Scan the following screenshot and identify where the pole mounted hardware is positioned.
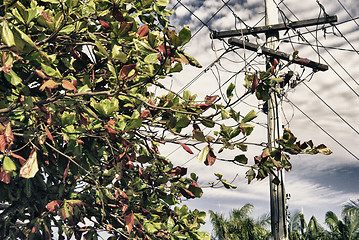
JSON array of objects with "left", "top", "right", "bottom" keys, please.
[
  {"left": 228, "top": 38, "right": 329, "bottom": 71},
  {"left": 210, "top": 15, "right": 337, "bottom": 39}
]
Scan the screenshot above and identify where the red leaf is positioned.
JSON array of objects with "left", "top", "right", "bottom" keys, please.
[
  {"left": 80, "top": 113, "right": 90, "bottom": 126},
  {"left": 47, "top": 112, "right": 53, "bottom": 126},
  {"left": 204, "top": 149, "right": 216, "bottom": 166},
  {"left": 9, "top": 151, "right": 26, "bottom": 165},
  {"left": 115, "top": 189, "right": 129, "bottom": 200},
  {"left": 112, "top": 6, "right": 125, "bottom": 22},
  {"left": 120, "top": 64, "right": 137, "bottom": 81},
  {"left": 35, "top": 69, "right": 49, "bottom": 79},
  {"left": 0, "top": 135, "right": 6, "bottom": 153},
  {"left": 46, "top": 200, "right": 62, "bottom": 213},
  {"left": 191, "top": 181, "right": 200, "bottom": 189},
  {"left": 39, "top": 80, "right": 61, "bottom": 91},
  {"left": 45, "top": 126, "right": 54, "bottom": 143},
  {"left": 104, "top": 125, "right": 118, "bottom": 135},
  {"left": 62, "top": 80, "right": 76, "bottom": 92},
  {"left": 77, "top": 139, "right": 84, "bottom": 145},
  {"left": 177, "top": 141, "right": 193, "bottom": 154},
  {"left": 122, "top": 204, "right": 128, "bottom": 214},
  {"left": 69, "top": 46, "right": 81, "bottom": 61},
  {"left": 168, "top": 166, "right": 187, "bottom": 176},
  {"left": 273, "top": 58, "right": 279, "bottom": 68},
  {"left": 179, "top": 187, "right": 196, "bottom": 199},
  {"left": 20, "top": 149, "right": 39, "bottom": 178},
  {"left": 158, "top": 45, "right": 172, "bottom": 56},
  {"left": 4, "top": 123, "right": 14, "bottom": 145},
  {"left": 140, "top": 110, "right": 150, "bottom": 119},
  {"left": 0, "top": 167, "right": 11, "bottom": 184},
  {"left": 251, "top": 74, "right": 259, "bottom": 94},
  {"left": 2, "top": 52, "right": 12, "bottom": 73},
  {"left": 204, "top": 95, "right": 218, "bottom": 105},
  {"left": 137, "top": 24, "right": 149, "bottom": 38},
  {"left": 99, "top": 19, "right": 111, "bottom": 29},
  {"left": 41, "top": 11, "right": 52, "bottom": 22},
  {"left": 62, "top": 160, "right": 70, "bottom": 184},
  {"left": 125, "top": 213, "right": 134, "bottom": 234}
]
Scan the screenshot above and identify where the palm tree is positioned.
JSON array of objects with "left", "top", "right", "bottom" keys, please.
[
  {"left": 325, "top": 200, "right": 359, "bottom": 240},
  {"left": 288, "top": 210, "right": 305, "bottom": 240},
  {"left": 288, "top": 210, "right": 328, "bottom": 240},
  {"left": 209, "top": 203, "right": 270, "bottom": 240}
]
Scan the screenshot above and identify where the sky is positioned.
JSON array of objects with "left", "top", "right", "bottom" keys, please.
[{"left": 158, "top": 0, "right": 359, "bottom": 234}]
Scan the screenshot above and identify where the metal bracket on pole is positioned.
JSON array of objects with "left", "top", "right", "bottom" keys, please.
[
  {"left": 211, "top": 15, "right": 337, "bottom": 39},
  {"left": 228, "top": 38, "right": 328, "bottom": 71}
]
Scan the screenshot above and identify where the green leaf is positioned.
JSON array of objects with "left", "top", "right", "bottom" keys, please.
[
  {"left": 14, "top": 26, "right": 36, "bottom": 48},
  {"left": 226, "top": 83, "right": 235, "bottom": 99},
  {"left": 236, "top": 143, "right": 248, "bottom": 152},
  {"left": 156, "top": 0, "right": 169, "bottom": 7},
  {"left": 241, "top": 110, "right": 257, "bottom": 123},
  {"left": 183, "top": 52, "right": 202, "bottom": 68},
  {"left": 183, "top": 90, "right": 191, "bottom": 100},
  {"left": 167, "top": 217, "right": 175, "bottom": 231},
  {"left": 193, "top": 129, "right": 206, "bottom": 142},
  {"left": 4, "top": 70, "right": 22, "bottom": 86},
  {"left": 112, "top": 45, "right": 128, "bottom": 63},
  {"left": 167, "top": 30, "right": 182, "bottom": 47},
  {"left": 95, "top": 41, "right": 109, "bottom": 57},
  {"left": 179, "top": 25, "right": 191, "bottom": 45},
  {"left": 168, "top": 62, "right": 183, "bottom": 73},
  {"left": 173, "top": 233, "right": 187, "bottom": 239},
  {"left": 61, "top": 112, "right": 76, "bottom": 126},
  {"left": 197, "top": 146, "right": 209, "bottom": 162},
  {"left": 245, "top": 169, "right": 256, "bottom": 184},
  {"left": 176, "top": 116, "right": 190, "bottom": 128},
  {"left": 41, "top": 63, "right": 63, "bottom": 79},
  {"left": 221, "top": 179, "right": 237, "bottom": 189},
  {"left": 255, "top": 84, "right": 270, "bottom": 101},
  {"left": 214, "top": 173, "right": 222, "bottom": 179},
  {"left": 144, "top": 222, "right": 157, "bottom": 234},
  {"left": 230, "top": 108, "right": 239, "bottom": 122},
  {"left": 234, "top": 154, "right": 248, "bottom": 164},
  {"left": 59, "top": 25, "right": 75, "bottom": 35},
  {"left": 200, "top": 119, "right": 215, "bottom": 128},
  {"left": 220, "top": 109, "right": 230, "bottom": 119},
  {"left": 2, "top": 21, "right": 15, "bottom": 47},
  {"left": 3, "top": 156, "right": 17, "bottom": 172},
  {"left": 144, "top": 53, "right": 158, "bottom": 63}
]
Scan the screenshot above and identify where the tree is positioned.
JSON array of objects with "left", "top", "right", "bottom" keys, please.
[
  {"left": 325, "top": 202, "right": 359, "bottom": 240},
  {"left": 209, "top": 204, "right": 270, "bottom": 240},
  {"left": 288, "top": 211, "right": 330, "bottom": 240},
  {"left": 0, "top": 0, "right": 332, "bottom": 239}
]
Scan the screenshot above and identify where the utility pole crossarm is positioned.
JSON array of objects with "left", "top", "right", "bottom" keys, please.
[
  {"left": 228, "top": 38, "right": 329, "bottom": 71},
  {"left": 211, "top": 15, "right": 337, "bottom": 39}
]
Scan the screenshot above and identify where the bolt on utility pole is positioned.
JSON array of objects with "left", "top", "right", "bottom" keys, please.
[{"left": 265, "top": 0, "right": 288, "bottom": 239}]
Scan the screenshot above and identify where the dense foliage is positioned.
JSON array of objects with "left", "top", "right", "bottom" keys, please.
[{"left": 0, "top": 0, "right": 333, "bottom": 239}]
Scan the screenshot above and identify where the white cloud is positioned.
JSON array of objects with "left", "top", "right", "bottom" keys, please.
[{"left": 167, "top": 0, "right": 359, "bottom": 231}]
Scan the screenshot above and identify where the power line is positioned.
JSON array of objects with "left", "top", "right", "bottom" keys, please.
[
  {"left": 277, "top": 1, "right": 359, "bottom": 93},
  {"left": 302, "top": 81, "right": 359, "bottom": 135},
  {"left": 284, "top": 96, "right": 359, "bottom": 161},
  {"left": 281, "top": 40, "right": 359, "bottom": 53},
  {"left": 336, "top": 0, "right": 359, "bottom": 28},
  {"left": 316, "top": 0, "right": 359, "bottom": 56}
]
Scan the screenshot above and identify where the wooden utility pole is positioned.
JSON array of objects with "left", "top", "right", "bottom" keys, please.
[
  {"left": 210, "top": 2, "right": 334, "bottom": 240},
  {"left": 264, "top": 0, "right": 288, "bottom": 239}
]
